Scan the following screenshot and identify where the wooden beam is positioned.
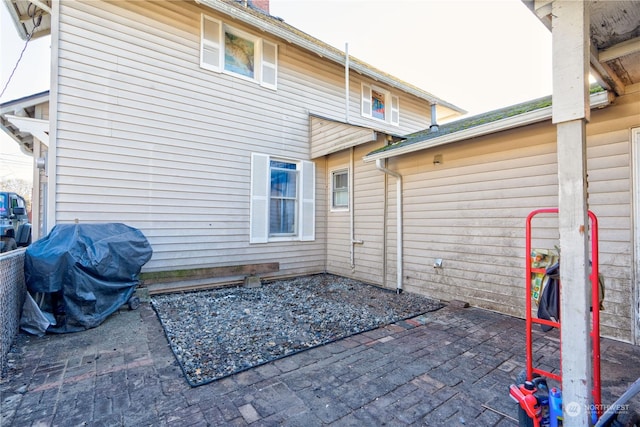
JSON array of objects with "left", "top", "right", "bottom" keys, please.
[
  {"left": 599, "top": 37, "right": 640, "bottom": 63},
  {"left": 590, "top": 45, "right": 626, "bottom": 96},
  {"left": 552, "top": 2, "right": 592, "bottom": 426},
  {"left": 552, "top": 1, "right": 590, "bottom": 124},
  {"left": 140, "top": 262, "right": 280, "bottom": 285}
]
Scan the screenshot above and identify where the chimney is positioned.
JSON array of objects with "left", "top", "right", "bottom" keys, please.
[{"left": 249, "top": 0, "right": 270, "bottom": 14}]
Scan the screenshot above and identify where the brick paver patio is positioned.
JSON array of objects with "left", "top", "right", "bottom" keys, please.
[{"left": 2, "top": 302, "right": 639, "bottom": 426}]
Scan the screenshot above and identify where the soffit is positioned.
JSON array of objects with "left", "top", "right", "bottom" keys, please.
[
  {"left": 524, "top": 0, "right": 640, "bottom": 95},
  {"left": 3, "top": 0, "right": 51, "bottom": 40}
]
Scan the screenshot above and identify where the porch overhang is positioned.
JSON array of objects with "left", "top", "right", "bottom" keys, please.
[
  {"left": 310, "top": 115, "right": 380, "bottom": 159},
  {"left": 2, "top": 0, "right": 51, "bottom": 40},
  {"left": 0, "top": 90, "right": 49, "bottom": 156},
  {"left": 522, "top": 0, "right": 640, "bottom": 96}
]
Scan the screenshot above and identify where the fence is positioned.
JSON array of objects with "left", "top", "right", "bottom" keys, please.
[{"left": 0, "top": 248, "right": 26, "bottom": 374}]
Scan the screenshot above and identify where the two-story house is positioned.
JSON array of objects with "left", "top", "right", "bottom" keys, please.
[
  {"left": 1, "top": 0, "right": 463, "bottom": 290},
  {"left": 2, "top": 0, "right": 638, "bottom": 347}
]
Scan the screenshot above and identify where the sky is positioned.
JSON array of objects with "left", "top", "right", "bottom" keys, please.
[{"left": 0, "top": 0, "right": 553, "bottom": 183}]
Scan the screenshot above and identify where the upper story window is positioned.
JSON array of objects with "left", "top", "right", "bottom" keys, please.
[
  {"left": 201, "top": 14, "right": 277, "bottom": 89},
  {"left": 361, "top": 83, "right": 399, "bottom": 126},
  {"left": 331, "top": 169, "right": 349, "bottom": 210}
]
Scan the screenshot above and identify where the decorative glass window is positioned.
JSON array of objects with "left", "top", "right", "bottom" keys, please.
[
  {"left": 201, "top": 15, "right": 277, "bottom": 89},
  {"left": 250, "top": 154, "right": 315, "bottom": 243},
  {"left": 372, "top": 89, "right": 386, "bottom": 120},
  {"left": 362, "top": 83, "right": 399, "bottom": 125},
  {"left": 224, "top": 32, "right": 255, "bottom": 78},
  {"left": 332, "top": 169, "right": 349, "bottom": 210}
]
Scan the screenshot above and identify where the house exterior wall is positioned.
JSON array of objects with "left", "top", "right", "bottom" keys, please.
[
  {"left": 365, "top": 91, "right": 639, "bottom": 343},
  {"left": 51, "top": 0, "right": 434, "bottom": 280},
  {"left": 325, "top": 138, "right": 387, "bottom": 285}
]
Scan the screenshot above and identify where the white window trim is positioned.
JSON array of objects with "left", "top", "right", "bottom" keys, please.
[
  {"left": 330, "top": 168, "right": 349, "bottom": 212},
  {"left": 250, "top": 153, "right": 315, "bottom": 243},
  {"left": 361, "top": 83, "right": 399, "bottom": 126},
  {"left": 200, "top": 14, "right": 277, "bottom": 90}
]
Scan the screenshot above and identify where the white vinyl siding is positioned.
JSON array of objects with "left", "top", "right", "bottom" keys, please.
[
  {"left": 325, "top": 142, "right": 386, "bottom": 285},
  {"left": 52, "top": 0, "right": 431, "bottom": 285},
  {"left": 54, "top": 0, "right": 328, "bottom": 276},
  {"left": 386, "top": 96, "right": 639, "bottom": 343},
  {"left": 323, "top": 95, "right": 640, "bottom": 343}
]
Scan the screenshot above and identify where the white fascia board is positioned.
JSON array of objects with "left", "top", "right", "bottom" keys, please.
[
  {"left": 363, "top": 91, "right": 611, "bottom": 163},
  {"left": 194, "top": 0, "right": 464, "bottom": 113}
]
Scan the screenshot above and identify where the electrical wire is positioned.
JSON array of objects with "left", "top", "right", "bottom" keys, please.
[{"left": 0, "top": 5, "right": 45, "bottom": 99}]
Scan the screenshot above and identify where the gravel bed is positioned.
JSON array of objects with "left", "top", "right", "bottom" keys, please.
[{"left": 151, "top": 274, "right": 443, "bottom": 386}]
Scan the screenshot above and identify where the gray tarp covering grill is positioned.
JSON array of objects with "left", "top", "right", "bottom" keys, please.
[{"left": 24, "top": 223, "right": 152, "bottom": 333}]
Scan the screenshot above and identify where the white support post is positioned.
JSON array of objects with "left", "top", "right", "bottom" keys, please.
[{"left": 551, "top": 1, "right": 592, "bottom": 426}]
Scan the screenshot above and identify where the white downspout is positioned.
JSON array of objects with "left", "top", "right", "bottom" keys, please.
[
  {"left": 46, "top": 0, "right": 60, "bottom": 235},
  {"left": 375, "top": 159, "right": 403, "bottom": 293},
  {"left": 350, "top": 147, "right": 363, "bottom": 269}
]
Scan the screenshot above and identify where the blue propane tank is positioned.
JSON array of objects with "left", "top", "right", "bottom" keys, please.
[{"left": 549, "top": 387, "right": 562, "bottom": 427}]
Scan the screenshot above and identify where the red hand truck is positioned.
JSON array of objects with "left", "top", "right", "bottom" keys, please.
[{"left": 524, "top": 208, "right": 602, "bottom": 418}]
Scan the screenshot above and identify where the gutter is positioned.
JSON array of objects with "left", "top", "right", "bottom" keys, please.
[
  {"left": 375, "top": 159, "right": 403, "bottom": 294},
  {"left": 364, "top": 90, "right": 612, "bottom": 163}
]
